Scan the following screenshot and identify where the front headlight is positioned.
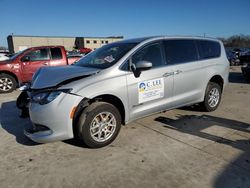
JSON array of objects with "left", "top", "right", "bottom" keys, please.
[{"left": 31, "top": 89, "right": 71, "bottom": 105}]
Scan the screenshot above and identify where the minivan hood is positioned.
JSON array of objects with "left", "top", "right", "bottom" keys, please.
[{"left": 31, "top": 65, "right": 100, "bottom": 89}]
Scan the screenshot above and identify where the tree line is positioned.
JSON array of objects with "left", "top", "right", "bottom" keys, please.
[{"left": 218, "top": 34, "right": 250, "bottom": 48}]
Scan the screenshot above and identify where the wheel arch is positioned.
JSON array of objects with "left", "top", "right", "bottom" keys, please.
[
  {"left": 0, "top": 71, "right": 19, "bottom": 85},
  {"left": 72, "top": 94, "right": 126, "bottom": 138},
  {"left": 208, "top": 74, "right": 224, "bottom": 93},
  {"left": 91, "top": 94, "right": 126, "bottom": 124}
]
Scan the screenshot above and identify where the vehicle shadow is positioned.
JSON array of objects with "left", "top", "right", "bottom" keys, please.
[
  {"left": 63, "top": 139, "right": 89, "bottom": 148},
  {"left": 154, "top": 115, "right": 250, "bottom": 187},
  {"left": 0, "top": 100, "right": 38, "bottom": 146},
  {"left": 178, "top": 104, "right": 203, "bottom": 112}
]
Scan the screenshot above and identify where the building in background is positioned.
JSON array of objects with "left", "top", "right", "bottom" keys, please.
[{"left": 7, "top": 35, "right": 123, "bottom": 53}]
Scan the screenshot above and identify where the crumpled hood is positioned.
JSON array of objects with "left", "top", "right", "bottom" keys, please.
[{"left": 31, "top": 65, "right": 100, "bottom": 89}]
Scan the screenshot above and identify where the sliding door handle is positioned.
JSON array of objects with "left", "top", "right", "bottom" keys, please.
[
  {"left": 163, "top": 72, "right": 174, "bottom": 77},
  {"left": 174, "top": 70, "right": 182, "bottom": 75}
]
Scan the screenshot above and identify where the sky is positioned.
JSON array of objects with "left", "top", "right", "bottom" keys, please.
[{"left": 0, "top": 0, "right": 250, "bottom": 47}]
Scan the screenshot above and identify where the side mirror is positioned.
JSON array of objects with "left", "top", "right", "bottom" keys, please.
[
  {"left": 130, "top": 60, "right": 152, "bottom": 78},
  {"left": 135, "top": 60, "right": 152, "bottom": 71},
  {"left": 21, "top": 56, "right": 30, "bottom": 62}
]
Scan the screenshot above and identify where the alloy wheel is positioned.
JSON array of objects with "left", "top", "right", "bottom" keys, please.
[
  {"left": 90, "top": 112, "right": 117, "bottom": 142},
  {"left": 0, "top": 77, "right": 13, "bottom": 92},
  {"left": 208, "top": 88, "right": 220, "bottom": 108}
]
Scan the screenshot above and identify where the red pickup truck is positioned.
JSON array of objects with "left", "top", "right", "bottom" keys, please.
[{"left": 0, "top": 46, "right": 81, "bottom": 93}]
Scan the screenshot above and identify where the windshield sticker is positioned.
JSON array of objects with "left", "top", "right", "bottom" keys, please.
[
  {"left": 104, "top": 55, "right": 115, "bottom": 63},
  {"left": 138, "top": 78, "right": 164, "bottom": 103}
]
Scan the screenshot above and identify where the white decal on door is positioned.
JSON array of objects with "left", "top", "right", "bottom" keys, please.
[{"left": 138, "top": 78, "right": 164, "bottom": 103}]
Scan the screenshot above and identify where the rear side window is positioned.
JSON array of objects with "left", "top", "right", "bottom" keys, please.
[
  {"left": 197, "top": 40, "right": 221, "bottom": 59},
  {"left": 50, "top": 48, "right": 63, "bottom": 60},
  {"left": 164, "top": 40, "right": 198, "bottom": 64}
]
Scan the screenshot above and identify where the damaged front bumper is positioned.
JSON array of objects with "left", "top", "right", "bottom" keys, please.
[
  {"left": 24, "top": 124, "right": 53, "bottom": 143},
  {"left": 25, "top": 91, "right": 83, "bottom": 143},
  {"left": 17, "top": 84, "right": 83, "bottom": 143}
]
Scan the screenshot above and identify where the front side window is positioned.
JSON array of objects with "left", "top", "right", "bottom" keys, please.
[
  {"left": 25, "top": 48, "right": 49, "bottom": 61},
  {"left": 50, "top": 48, "right": 62, "bottom": 60},
  {"left": 74, "top": 42, "right": 138, "bottom": 69},
  {"left": 132, "top": 43, "right": 164, "bottom": 68},
  {"left": 164, "top": 40, "right": 198, "bottom": 64}
]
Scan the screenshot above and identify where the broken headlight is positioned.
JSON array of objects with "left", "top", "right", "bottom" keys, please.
[{"left": 31, "top": 89, "right": 72, "bottom": 105}]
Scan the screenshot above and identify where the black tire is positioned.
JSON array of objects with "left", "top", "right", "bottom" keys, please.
[
  {"left": 201, "top": 82, "right": 222, "bottom": 112},
  {"left": 0, "top": 73, "right": 17, "bottom": 93},
  {"left": 77, "top": 102, "right": 121, "bottom": 148}
]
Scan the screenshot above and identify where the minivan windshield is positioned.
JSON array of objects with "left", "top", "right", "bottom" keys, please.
[{"left": 74, "top": 42, "right": 137, "bottom": 69}]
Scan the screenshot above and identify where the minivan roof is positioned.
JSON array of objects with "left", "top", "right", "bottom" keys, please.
[
  {"left": 118, "top": 37, "right": 154, "bottom": 44},
  {"left": 117, "top": 36, "right": 220, "bottom": 44}
]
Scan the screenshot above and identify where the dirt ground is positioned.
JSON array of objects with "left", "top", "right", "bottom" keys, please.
[{"left": 0, "top": 66, "right": 249, "bottom": 188}]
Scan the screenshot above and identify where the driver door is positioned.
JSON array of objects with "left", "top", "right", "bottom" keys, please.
[{"left": 126, "top": 42, "right": 174, "bottom": 121}]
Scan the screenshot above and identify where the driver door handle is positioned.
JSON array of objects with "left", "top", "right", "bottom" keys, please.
[{"left": 43, "top": 62, "right": 49, "bottom": 66}]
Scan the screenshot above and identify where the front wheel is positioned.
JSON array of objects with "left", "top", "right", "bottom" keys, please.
[
  {"left": 0, "top": 73, "right": 17, "bottom": 93},
  {"left": 77, "top": 102, "right": 121, "bottom": 148},
  {"left": 201, "top": 82, "right": 222, "bottom": 112}
]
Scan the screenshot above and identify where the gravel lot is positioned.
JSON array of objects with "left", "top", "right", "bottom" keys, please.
[{"left": 0, "top": 67, "right": 249, "bottom": 188}]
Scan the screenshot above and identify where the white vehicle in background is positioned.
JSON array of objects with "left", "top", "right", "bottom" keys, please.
[{"left": 0, "top": 53, "right": 9, "bottom": 61}]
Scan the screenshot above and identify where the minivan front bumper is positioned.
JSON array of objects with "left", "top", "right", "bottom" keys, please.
[{"left": 25, "top": 92, "right": 82, "bottom": 143}]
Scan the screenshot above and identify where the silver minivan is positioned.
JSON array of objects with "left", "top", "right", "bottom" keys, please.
[{"left": 19, "top": 36, "right": 229, "bottom": 148}]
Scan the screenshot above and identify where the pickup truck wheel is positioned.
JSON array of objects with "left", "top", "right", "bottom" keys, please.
[
  {"left": 0, "top": 73, "right": 17, "bottom": 93},
  {"left": 201, "top": 82, "right": 222, "bottom": 112},
  {"left": 77, "top": 102, "right": 121, "bottom": 148}
]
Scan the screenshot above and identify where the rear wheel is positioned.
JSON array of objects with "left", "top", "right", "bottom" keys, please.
[
  {"left": 201, "top": 82, "right": 222, "bottom": 112},
  {"left": 77, "top": 102, "right": 121, "bottom": 148},
  {"left": 0, "top": 73, "right": 17, "bottom": 93}
]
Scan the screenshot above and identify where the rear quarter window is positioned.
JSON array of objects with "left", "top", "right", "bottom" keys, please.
[
  {"left": 50, "top": 48, "right": 63, "bottom": 60},
  {"left": 197, "top": 40, "right": 221, "bottom": 59}
]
